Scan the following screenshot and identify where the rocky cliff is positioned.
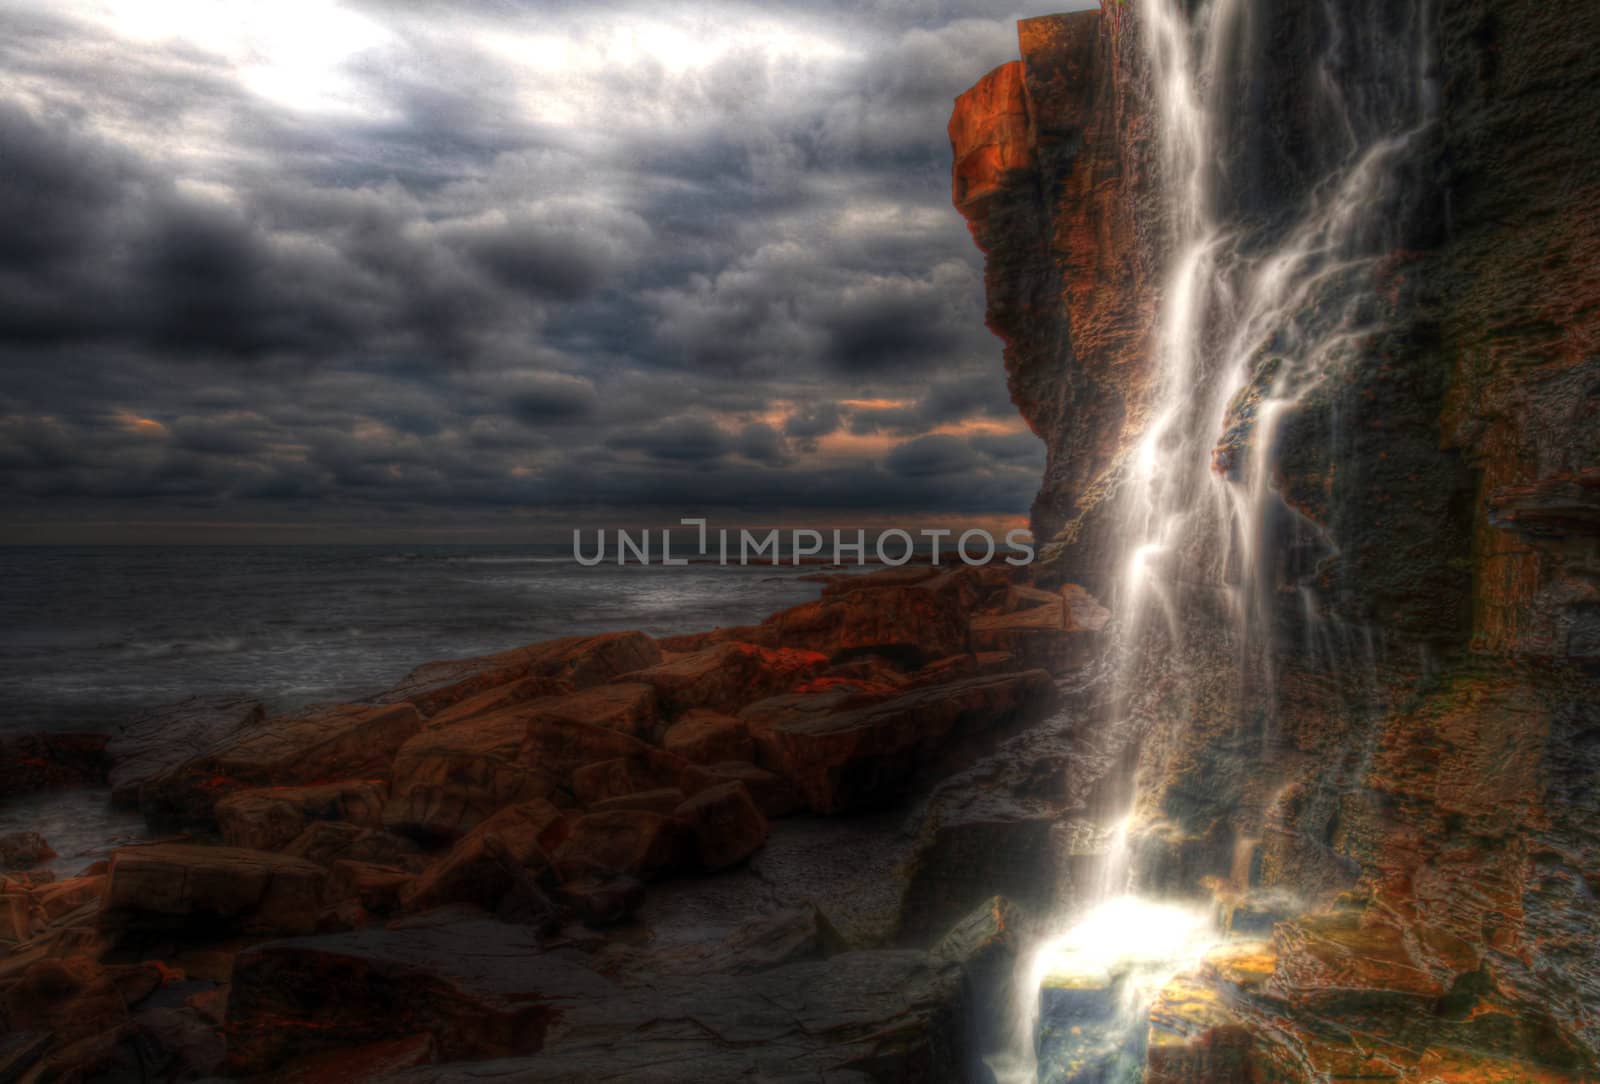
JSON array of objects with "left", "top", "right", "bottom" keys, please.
[{"left": 953, "top": 1, "right": 1600, "bottom": 1079}]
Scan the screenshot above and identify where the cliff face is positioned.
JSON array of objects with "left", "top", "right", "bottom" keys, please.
[
  {"left": 950, "top": 11, "right": 1159, "bottom": 568},
  {"left": 955, "top": 0, "right": 1600, "bottom": 1077}
]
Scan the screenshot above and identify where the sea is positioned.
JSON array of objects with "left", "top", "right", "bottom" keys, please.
[{"left": 0, "top": 544, "right": 833, "bottom": 872}]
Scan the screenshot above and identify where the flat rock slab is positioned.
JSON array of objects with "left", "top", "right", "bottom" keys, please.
[
  {"left": 105, "top": 695, "right": 265, "bottom": 805},
  {"left": 742, "top": 670, "right": 1057, "bottom": 813},
  {"left": 228, "top": 917, "right": 966, "bottom": 1082},
  {"left": 104, "top": 844, "right": 327, "bottom": 936},
  {"left": 373, "top": 632, "right": 662, "bottom": 717}
]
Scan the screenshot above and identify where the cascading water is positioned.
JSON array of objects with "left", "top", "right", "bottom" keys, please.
[{"left": 991, "top": 0, "right": 1437, "bottom": 1079}]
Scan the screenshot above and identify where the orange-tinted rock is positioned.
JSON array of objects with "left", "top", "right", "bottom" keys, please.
[
  {"left": 142, "top": 702, "right": 422, "bottom": 827},
  {"left": 951, "top": 11, "right": 1157, "bottom": 545},
  {"left": 524, "top": 682, "right": 659, "bottom": 738},
  {"left": 106, "top": 695, "right": 264, "bottom": 806},
  {"left": 590, "top": 788, "right": 686, "bottom": 815},
  {"left": 626, "top": 642, "right": 829, "bottom": 715},
  {"left": 570, "top": 751, "right": 713, "bottom": 807},
  {"left": 328, "top": 860, "right": 413, "bottom": 914},
  {"left": 282, "top": 821, "right": 420, "bottom": 869},
  {"left": 215, "top": 780, "right": 387, "bottom": 852},
  {"left": 673, "top": 782, "right": 768, "bottom": 871},
  {"left": 742, "top": 670, "right": 1056, "bottom": 813},
  {"left": 553, "top": 810, "right": 680, "bottom": 881},
  {"left": 223, "top": 920, "right": 605, "bottom": 1073},
  {"left": 662, "top": 709, "right": 754, "bottom": 764},
  {"left": 373, "top": 631, "right": 661, "bottom": 716},
  {"left": 382, "top": 712, "right": 541, "bottom": 839},
  {"left": 950, "top": 60, "right": 1033, "bottom": 216},
  {"left": 761, "top": 588, "right": 968, "bottom": 665},
  {"left": 421, "top": 675, "right": 572, "bottom": 732},
  {"left": 102, "top": 844, "right": 327, "bottom": 935},
  {"left": 404, "top": 799, "right": 565, "bottom": 912}
]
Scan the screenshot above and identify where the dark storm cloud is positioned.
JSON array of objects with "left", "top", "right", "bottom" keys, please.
[{"left": 0, "top": 0, "right": 1089, "bottom": 537}]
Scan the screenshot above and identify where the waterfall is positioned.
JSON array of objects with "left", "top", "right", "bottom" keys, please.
[{"left": 994, "top": 0, "right": 1437, "bottom": 1079}]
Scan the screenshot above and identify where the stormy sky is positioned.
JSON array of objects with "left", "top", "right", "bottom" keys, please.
[{"left": 0, "top": 0, "right": 1087, "bottom": 542}]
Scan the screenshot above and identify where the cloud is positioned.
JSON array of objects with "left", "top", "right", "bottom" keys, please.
[{"left": 0, "top": 0, "right": 1052, "bottom": 537}]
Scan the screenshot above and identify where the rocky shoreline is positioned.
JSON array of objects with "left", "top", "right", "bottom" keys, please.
[{"left": 0, "top": 562, "right": 1112, "bottom": 1082}]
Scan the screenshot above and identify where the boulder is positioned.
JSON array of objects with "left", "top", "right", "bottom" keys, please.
[
  {"left": 105, "top": 695, "right": 265, "bottom": 805},
  {"left": 403, "top": 800, "right": 566, "bottom": 913},
  {"left": 570, "top": 750, "right": 713, "bottom": 807},
  {"left": 742, "top": 670, "right": 1056, "bottom": 813},
  {"left": 421, "top": 675, "right": 572, "bottom": 732},
  {"left": 387, "top": 710, "right": 675, "bottom": 839},
  {"left": 0, "top": 831, "right": 56, "bottom": 871},
  {"left": 523, "top": 682, "right": 659, "bottom": 738},
  {"left": 673, "top": 783, "right": 768, "bottom": 871},
  {"left": 383, "top": 713, "right": 542, "bottom": 839},
  {"left": 590, "top": 788, "right": 686, "bottom": 815},
  {"left": 283, "top": 821, "right": 421, "bottom": 869},
  {"left": 102, "top": 844, "right": 327, "bottom": 935},
  {"left": 661, "top": 709, "right": 754, "bottom": 764},
  {"left": 328, "top": 861, "right": 413, "bottom": 914},
  {"left": 760, "top": 586, "right": 969, "bottom": 664},
  {"left": 141, "top": 702, "right": 422, "bottom": 827},
  {"left": 224, "top": 920, "right": 615, "bottom": 1073},
  {"left": 702, "top": 761, "right": 800, "bottom": 818},
  {"left": 215, "top": 780, "right": 387, "bottom": 852},
  {"left": 553, "top": 811, "right": 680, "bottom": 881},
  {"left": 372, "top": 632, "right": 662, "bottom": 717},
  {"left": 625, "top": 642, "right": 829, "bottom": 715}
]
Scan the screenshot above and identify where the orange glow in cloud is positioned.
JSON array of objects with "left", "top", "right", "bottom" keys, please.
[
  {"left": 840, "top": 397, "right": 914, "bottom": 410},
  {"left": 113, "top": 410, "right": 168, "bottom": 436}
]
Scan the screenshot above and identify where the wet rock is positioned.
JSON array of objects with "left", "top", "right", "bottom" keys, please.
[
  {"left": 673, "top": 782, "right": 768, "bottom": 871},
  {"left": 372, "top": 631, "right": 662, "bottom": 717},
  {"left": 661, "top": 709, "right": 754, "bottom": 764},
  {"left": 106, "top": 695, "right": 265, "bottom": 805},
  {"left": 1144, "top": 974, "right": 1259, "bottom": 1084},
  {"left": 934, "top": 895, "right": 1034, "bottom": 1068},
  {"left": 102, "top": 843, "right": 327, "bottom": 935},
  {"left": 626, "top": 642, "right": 829, "bottom": 715},
  {"left": 215, "top": 780, "right": 387, "bottom": 851},
  {"left": 0, "top": 831, "right": 56, "bottom": 871},
  {"left": 742, "top": 669, "right": 1057, "bottom": 813},
  {"left": 142, "top": 702, "right": 422, "bottom": 827},
  {"left": 403, "top": 799, "right": 565, "bottom": 913}
]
